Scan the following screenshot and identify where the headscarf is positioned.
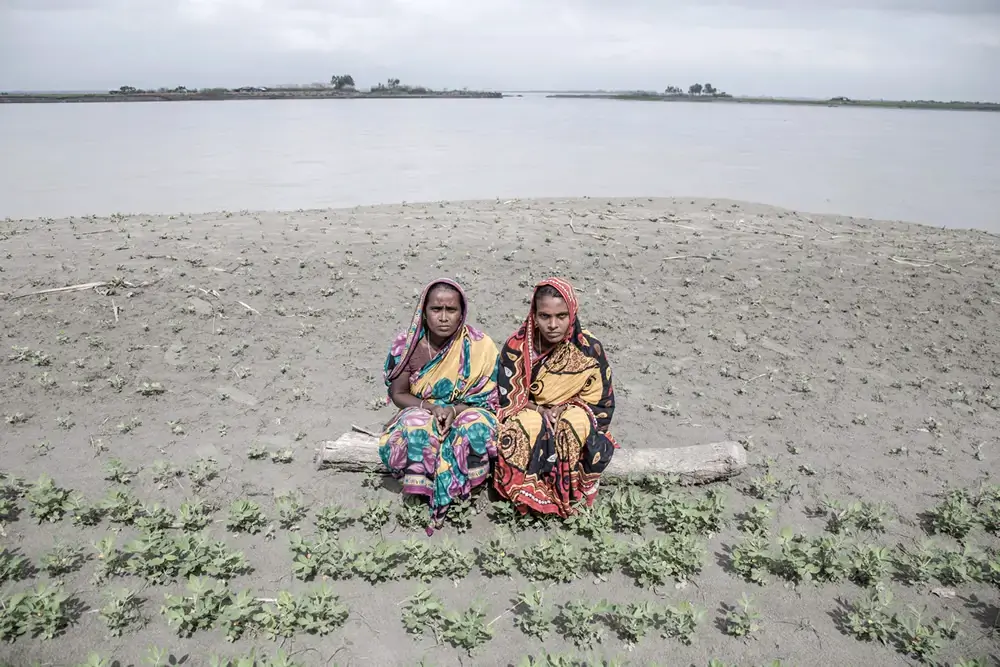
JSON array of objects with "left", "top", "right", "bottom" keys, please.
[
  {"left": 497, "top": 277, "right": 588, "bottom": 420},
  {"left": 384, "top": 278, "right": 467, "bottom": 384}
]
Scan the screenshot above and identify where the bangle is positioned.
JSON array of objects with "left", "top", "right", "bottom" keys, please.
[
  {"left": 451, "top": 406, "right": 458, "bottom": 418},
  {"left": 419, "top": 400, "right": 425, "bottom": 410}
]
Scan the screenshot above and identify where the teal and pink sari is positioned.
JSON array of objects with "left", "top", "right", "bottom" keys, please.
[{"left": 378, "top": 279, "right": 499, "bottom": 531}]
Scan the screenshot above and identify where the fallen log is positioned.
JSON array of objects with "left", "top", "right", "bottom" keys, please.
[{"left": 315, "top": 432, "right": 747, "bottom": 485}]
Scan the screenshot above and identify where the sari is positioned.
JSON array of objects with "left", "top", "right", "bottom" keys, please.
[
  {"left": 493, "top": 277, "right": 619, "bottom": 517},
  {"left": 378, "top": 279, "right": 500, "bottom": 530}
]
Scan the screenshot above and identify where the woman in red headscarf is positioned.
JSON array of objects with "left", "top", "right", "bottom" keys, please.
[{"left": 493, "top": 278, "right": 618, "bottom": 517}]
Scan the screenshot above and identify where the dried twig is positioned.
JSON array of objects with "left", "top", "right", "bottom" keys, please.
[
  {"left": 112, "top": 299, "right": 119, "bottom": 323},
  {"left": 568, "top": 216, "right": 608, "bottom": 241},
  {"left": 888, "top": 256, "right": 957, "bottom": 271},
  {"left": 351, "top": 424, "right": 380, "bottom": 438},
  {"left": 237, "top": 301, "right": 261, "bottom": 315},
  {"left": 804, "top": 216, "right": 851, "bottom": 236},
  {"left": 742, "top": 372, "right": 772, "bottom": 384},
  {"left": 486, "top": 581, "right": 557, "bottom": 628},
  {"left": 12, "top": 281, "right": 108, "bottom": 299},
  {"left": 662, "top": 255, "right": 715, "bottom": 261},
  {"left": 76, "top": 229, "right": 116, "bottom": 236}
]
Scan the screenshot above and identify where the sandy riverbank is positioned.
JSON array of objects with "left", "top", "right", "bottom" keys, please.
[{"left": 0, "top": 197, "right": 998, "bottom": 666}]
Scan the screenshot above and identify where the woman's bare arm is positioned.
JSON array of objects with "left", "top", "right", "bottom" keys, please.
[{"left": 388, "top": 372, "right": 427, "bottom": 410}]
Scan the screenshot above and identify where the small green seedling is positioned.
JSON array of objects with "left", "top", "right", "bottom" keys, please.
[
  {"left": 226, "top": 499, "right": 266, "bottom": 534},
  {"left": 724, "top": 593, "right": 761, "bottom": 638}
]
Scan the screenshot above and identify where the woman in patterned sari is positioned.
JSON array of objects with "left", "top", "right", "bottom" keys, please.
[
  {"left": 379, "top": 278, "right": 500, "bottom": 532},
  {"left": 494, "top": 278, "right": 619, "bottom": 517}
]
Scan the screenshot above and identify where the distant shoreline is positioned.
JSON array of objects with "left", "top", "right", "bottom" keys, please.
[
  {"left": 547, "top": 93, "right": 1000, "bottom": 112},
  {"left": 0, "top": 89, "right": 503, "bottom": 104}
]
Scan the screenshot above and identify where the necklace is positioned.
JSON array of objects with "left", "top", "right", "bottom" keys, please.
[{"left": 424, "top": 334, "right": 439, "bottom": 358}]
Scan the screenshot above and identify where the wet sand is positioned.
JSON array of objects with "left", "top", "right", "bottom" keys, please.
[{"left": 1, "top": 197, "right": 997, "bottom": 666}]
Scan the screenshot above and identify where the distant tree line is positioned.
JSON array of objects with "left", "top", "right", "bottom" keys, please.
[{"left": 664, "top": 83, "right": 730, "bottom": 97}]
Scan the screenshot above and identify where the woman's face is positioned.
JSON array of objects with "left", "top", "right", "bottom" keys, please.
[
  {"left": 424, "top": 286, "right": 463, "bottom": 340},
  {"left": 535, "top": 294, "right": 571, "bottom": 345}
]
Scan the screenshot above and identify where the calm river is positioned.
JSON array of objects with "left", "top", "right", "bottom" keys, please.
[{"left": 1, "top": 95, "right": 998, "bottom": 232}]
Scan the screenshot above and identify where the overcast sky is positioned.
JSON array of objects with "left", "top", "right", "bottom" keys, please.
[{"left": 1, "top": 0, "right": 998, "bottom": 100}]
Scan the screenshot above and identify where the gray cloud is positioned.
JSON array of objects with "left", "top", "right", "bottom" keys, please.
[{"left": 1, "top": 0, "right": 997, "bottom": 100}]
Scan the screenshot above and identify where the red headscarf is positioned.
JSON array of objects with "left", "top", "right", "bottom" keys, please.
[{"left": 497, "top": 277, "right": 586, "bottom": 420}]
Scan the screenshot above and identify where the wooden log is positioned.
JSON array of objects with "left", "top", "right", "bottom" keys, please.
[{"left": 315, "top": 432, "right": 747, "bottom": 485}]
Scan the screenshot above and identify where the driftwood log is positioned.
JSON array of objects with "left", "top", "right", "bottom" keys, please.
[{"left": 315, "top": 432, "right": 747, "bottom": 485}]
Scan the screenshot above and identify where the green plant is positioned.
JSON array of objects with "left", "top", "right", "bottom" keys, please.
[
  {"left": 246, "top": 444, "right": 268, "bottom": 460},
  {"left": 399, "top": 587, "right": 491, "bottom": 654},
  {"left": 730, "top": 534, "right": 771, "bottom": 585},
  {"left": 314, "top": 503, "right": 354, "bottom": 533},
  {"left": 446, "top": 499, "right": 475, "bottom": 533},
  {"left": 744, "top": 470, "right": 795, "bottom": 501},
  {"left": 100, "top": 487, "right": 143, "bottom": 524},
  {"left": 150, "top": 460, "right": 181, "bottom": 489},
  {"left": 476, "top": 533, "right": 517, "bottom": 578},
  {"left": 724, "top": 593, "right": 761, "bottom": 637},
  {"left": 974, "top": 484, "right": 1000, "bottom": 534},
  {"left": 208, "top": 649, "right": 304, "bottom": 667},
  {"left": 845, "top": 584, "right": 893, "bottom": 643},
  {"left": 565, "top": 501, "right": 613, "bottom": 538},
  {"left": 660, "top": 600, "right": 704, "bottom": 644},
  {"left": 175, "top": 498, "right": 213, "bottom": 531},
  {"left": 275, "top": 491, "right": 307, "bottom": 530},
  {"left": 736, "top": 503, "right": 772, "bottom": 535},
  {"left": 401, "top": 587, "right": 447, "bottom": 636},
  {"left": 91, "top": 536, "right": 125, "bottom": 585},
  {"left": 99, "top": 588, "right": 146, "bottom": 636},
  {"left": 517, "top": 533, "right": 583, "bottom": 583},
  {"left": 351, "top": 541, "right": 402, "bottom": 583},
  {"left": 607, "top": 600, "right": 661, "bottom": 645},
  {"left": 821, "top": 497, "right": 889, "bottom": 534},
  {"left": 517, "top": 654, "right": 624, "bottom": 667},
  {"left": 582, "top": 533, "right": 628, "bottom": 581},
  {"left": 925, "top": 489, "right": 977, "bottom": 539},
  {"left": 360, "top": 499, "right": 391, "bottom": 532},
  {"left": 0, "top": 581, "right": 78, "bottom": 640},
  {"left": 622, "top": 534, "right": 706, "bottom": 586},
  {"left": 120, "top": 530, "right": 252, "bottom": 583},
  {"left": 41, "top": 542, "right": 87, "bottom": 576},
  {"left": 257, "top": 583, "right": 349, "bottom": 639},
  {"left": 26, "top": 474, "right": 71, "bottom": 523},
  {"left": 396, "top": 498, "right": 428, "bottom": 530},
  {"left": 892, "top": 540, "right": 939, "bottom": 584},
  {"left": 651, "top": 487, "right": 726, "bottom": 534},
  {"left": 0, "top": 548, "right": 31, "bottom": 583},
  {"left": 399, "top": 538, "right": 474, "bottom": 582},
  {"left": 226, "top": 499, "right": 266, "bottom": 534},
  {"left": 850, "top": 544, "right": 892, "bottom": 587},
  {"left": 489, "top": 499, "right": 549, "bottom": 530},
  {"left": 287, "top": 533, "right": 357, "bottom": 581},
  {"left": 187, "top": 458, "right": 219, "bottom": 490},
  {"left": 438, "top": 603, "right": 493, "bottom": 654},
  {"left": 135, "top": 503, "right": 173, "bottom": 532},
  {"left": 217, "top": 589, "right": 260, "bottom": 641},
  {"left": 104, "top": 458, "right": 140, "bottom": 485},
  {"left": 66, "top": 493, "right": 105, "bottom": 527},
  {"left": 554, "top": 599, "right": 611, "bottom": 648},
  {"left": 893, "top": 606, "right": 945, "bottom": 662},
  {"left": 771, "top": 528, "right": 826, "bottom": 584},
  {"left": 512, "top": 588, "right": 551, "bottom": 640},
  {"left": 608, "top": 487, "right": 652, "bottom": 533},
  {"left": 933, "top": 542, "right": 982, "bottom": 586},
  {"left": 161, "top": 576, "right": 232, "bottom": 637}
]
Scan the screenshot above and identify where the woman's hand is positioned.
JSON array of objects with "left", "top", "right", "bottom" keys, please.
[
  {"left": 430, "top": 404, "right": 459, "bottom": 433},
  {"left": 538, "top": 404, "right": 567, "bottom": 431}
]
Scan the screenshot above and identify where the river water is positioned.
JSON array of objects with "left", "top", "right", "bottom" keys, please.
[{"left": 1, "top": 95, "right": 998, "bottom": 232}]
